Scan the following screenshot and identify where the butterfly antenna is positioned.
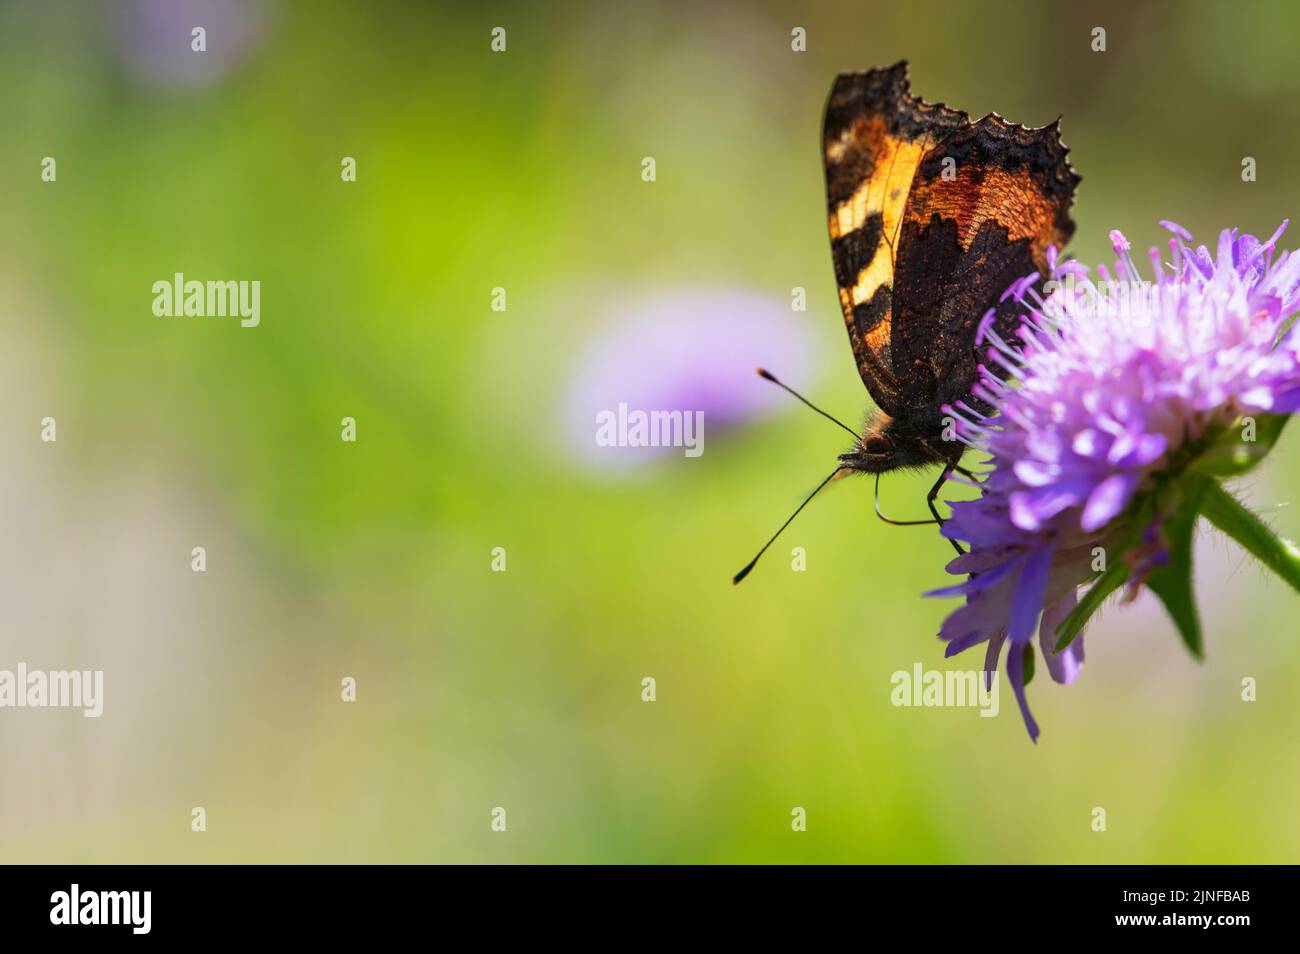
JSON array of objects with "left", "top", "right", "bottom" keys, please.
[
  {"left": 756, "top": 369, "right": 860, "bottom": 442},
  {"left": 733, "top": 465, "right": 845, "bottom": 584}
]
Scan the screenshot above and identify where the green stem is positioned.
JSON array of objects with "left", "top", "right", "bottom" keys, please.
[{"left": 1201, "top": 482, "right": 1300, "bottom": 596}]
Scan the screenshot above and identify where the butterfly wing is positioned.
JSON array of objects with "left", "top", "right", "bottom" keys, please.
[
  {"left": 822, "top": 62, "right": 968, "bottom": 417},
  {"left": 889, "top": 114, "right": 1080, "bottom": 417}
]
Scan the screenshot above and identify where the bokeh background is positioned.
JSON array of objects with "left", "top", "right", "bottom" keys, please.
[{"left": 1, "top": 0, "right": 1297, "bottom": 863}]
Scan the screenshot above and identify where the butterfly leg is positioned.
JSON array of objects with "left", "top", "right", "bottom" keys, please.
[
  {"left": 926, "top": 466, "right": 966, "bottom": 556},
  {"left": 873, "top": 473, "right": 940, "bottom": 527}
]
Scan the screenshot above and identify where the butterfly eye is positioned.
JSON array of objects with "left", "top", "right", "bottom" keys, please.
[{"left": 863, "top": 435, "right": 892, "bottom": 455}]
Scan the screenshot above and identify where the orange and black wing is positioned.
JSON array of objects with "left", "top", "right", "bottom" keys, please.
[
  {"left": 888, "top": 114, "right": 1079, "bottom": 417},
  {"left": 822, "top": 62, "right": 968, "bottom": 418}
]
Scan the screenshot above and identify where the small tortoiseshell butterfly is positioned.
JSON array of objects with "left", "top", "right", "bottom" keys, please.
[{"left": 736, "top": 61, "right": 1078, "bottom": 582}]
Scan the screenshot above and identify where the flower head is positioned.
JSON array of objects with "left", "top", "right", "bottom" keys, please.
[
  {"left": 931, "top": 222, "right": 1300, "bottom": 739},
  {"left": 564, "top": 287, "right": 814, "bottom": 473},
  {"left": 113, "top": 0, "right": 269, "bottom": 90}
]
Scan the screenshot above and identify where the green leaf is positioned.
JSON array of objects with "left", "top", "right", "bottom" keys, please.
[
  {"left": 1186, "top": 414, "right": 1290, "bottom": 478},
  {"left": 1055, "top": 560, "right": 1128, "bottom": 652},
  {"left": 1021, "top": 642, "right": 1036, "bottom": 686},
  {"left": 1201, "top": 482, "right": 1300, "bottom": 596},
  {"left": 1054, "top": 495, "right": 1156, "bottom": 653},
  {"left": 1145, "top": 479, "right": 1210, "bottom": 659},
  {"left": 1049, "top": 416, "right": 1294, "bottom": 655}
]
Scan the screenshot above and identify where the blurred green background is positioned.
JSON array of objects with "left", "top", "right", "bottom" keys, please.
[{"left": 1, "top": 0, "right": 1297, "bottom": 863}]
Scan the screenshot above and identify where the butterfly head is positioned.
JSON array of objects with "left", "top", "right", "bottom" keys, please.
[{"left": 837, "top": 410, "right": 951, "bottom": 474}]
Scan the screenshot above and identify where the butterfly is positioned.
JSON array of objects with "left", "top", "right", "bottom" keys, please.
[{"left": 735, "top": 62, "right": 1078, "bottom": 582}]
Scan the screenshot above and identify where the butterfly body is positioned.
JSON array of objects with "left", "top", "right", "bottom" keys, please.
[
  {"left": 730, "top": 64, "right": 1080, "bottom": 582},
  {"left": 822, "top": 62, "right": 1079, "bottom": 478},
  {"left": 838, "top": 408, "right": 958, "bottom": 474}
]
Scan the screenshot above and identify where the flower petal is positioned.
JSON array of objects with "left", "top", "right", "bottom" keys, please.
[
  {"left": 1081, "top": 473, "right": 1137, "bottom": 532},
  {"left": 1039, "top": 588, "right": 1084, "bottom": 684},
  {"left": 1008, "top": 544, "right": 1054, "bottom": 644},
  {"left": 1006, "top": 643, "right": 1040, "bottom": 742}
]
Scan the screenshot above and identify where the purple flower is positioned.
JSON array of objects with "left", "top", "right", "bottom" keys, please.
[
  {"left": 111, "top": 0, "right": 269, "bottom": 90},
  {"left": 563, "top": 287, "right": 815, "bottom": 473},
  {"left": 931, "top": 222, "right": 1300, "bottom": 740}
]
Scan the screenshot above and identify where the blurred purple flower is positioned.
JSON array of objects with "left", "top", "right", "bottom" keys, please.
[
  {"left": 931, "top": 221, "right": 1300, "bottom": 739},
  {"left": 111, "top": 0, "right": 269, "bottom": 90},
  {"left": 564, "top": 287, "right": 815, "bottom": 471}
]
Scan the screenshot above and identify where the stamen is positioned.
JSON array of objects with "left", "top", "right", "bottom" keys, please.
[
  {"left": 941, "top": 403, "right": 989, "bottom": 438},
  {"left": 954, "top": 399, "right": 991, "bottom": 420},
  {"left": 984, "top": 346, "right": 1024, "bottom": 379},
  {"left": 1148, "top": 247, "right": 1164, "bottom": 286},
  {"left": 981, "top": 327, "right": 1025, "bottom": 362},
  {"left": 975, "top": 364, "right": 1012, "bottom": 393},
  {"left": 1248, "top": 219, "right": 1289, "bottom": 267}
]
